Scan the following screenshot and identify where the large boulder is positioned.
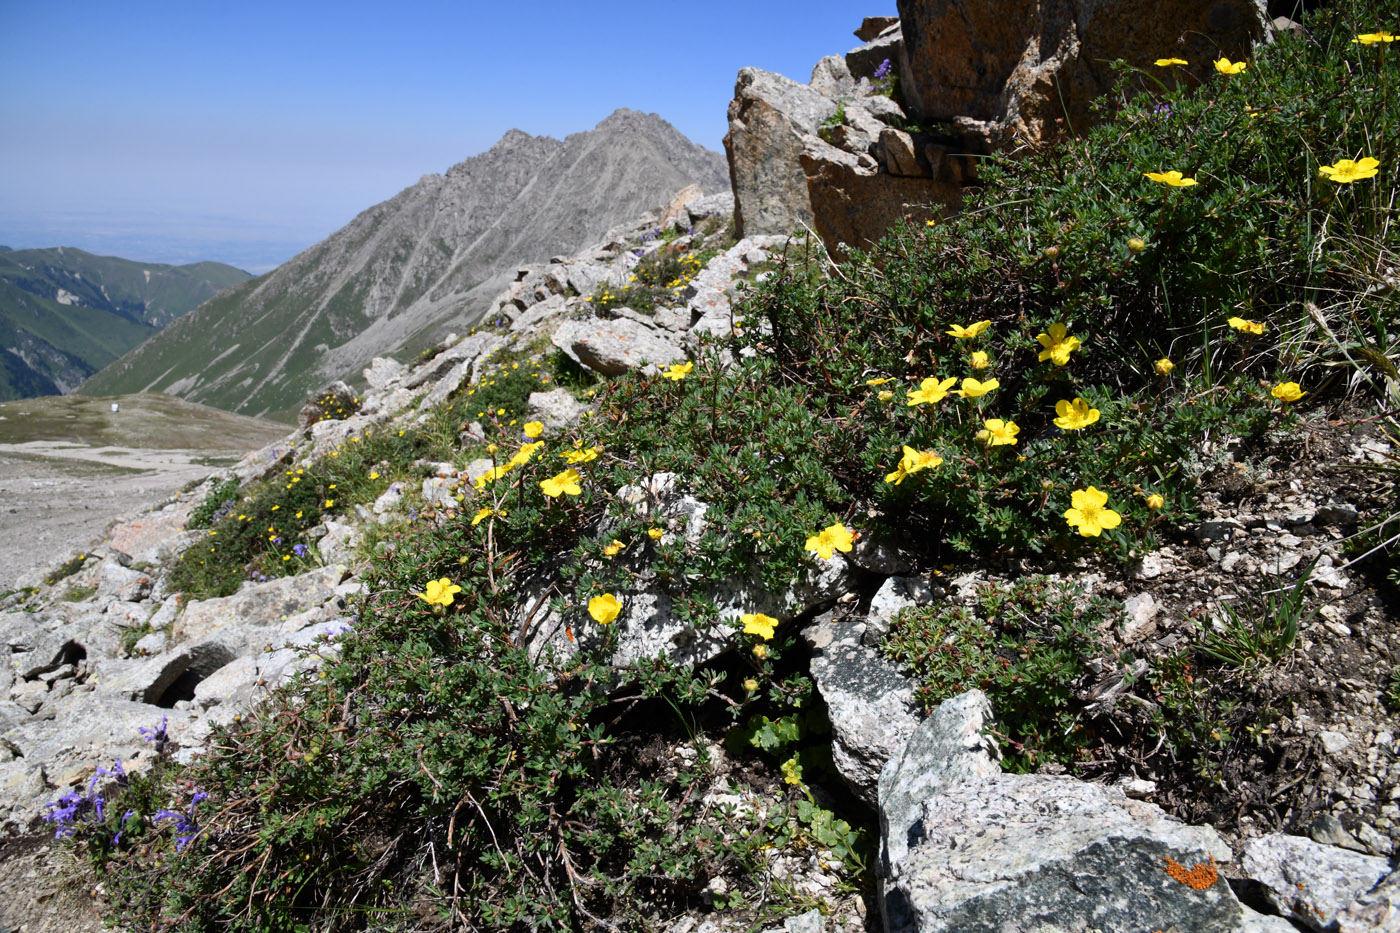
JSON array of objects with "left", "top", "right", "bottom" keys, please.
[
  {"left": 877, "top": 689, "right": 1288, "bottom": 933},
  {"left": 1242, "top": 833, "right": 1394, "bottom": 931},
  {"left": 895, "top": 0, "right": 1272, "bottom": 150},
  {"left": 803, "top": 617, "right": 921, "bottom": 806},
  {"left": 725, "top": 68, "right": 838, "bottom": 239},
  {"left": 550, "top": 315, "right": 686, "bottom": 376}
]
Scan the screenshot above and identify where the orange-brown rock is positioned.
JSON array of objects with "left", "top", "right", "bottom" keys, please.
[{"left": 896, "top": 0, "right": 1272, "bottom": 150}]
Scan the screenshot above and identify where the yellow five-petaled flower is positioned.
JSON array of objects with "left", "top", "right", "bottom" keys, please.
[
  {"left": 742, "top": 612, "right": 779, "bottom": 640},
  {"left": 1228, "top": 316, "right": 1265, "bottom": 335},
  {"left": 1155, "top": 57, "right": 1188, "bottom": 66},
  {"left": 1214, "top": 57, "right": 1247, "bottom": 74},
  {"left": 885, "top": 446, "right": 944, "bottom": 485},
  {"left": 417, "top": 577, "right": 462, "bottom": 607},
  {"left": 805, "top": 523, "right": 854, "bottom": 560},
  {"left": 589, "top": 593, "right": 621, "bottom": 624},
  {"left": 957, "top": 377, "right": 1000, "bottom": 398},
  {"left": 946, "top": 320, "right": 991, "bottom": 339},
  {"left": 1354, "top": 32, "right": 1396, "bottom": 45},
  {"left": 1271, "top": 382, "right": 1306, "bottom": 403},
  {"left": 1064, "top": 487, "right": 1122, "bottom": 537},
  {"left": 661, "top": 361, "right": 694, "bottom": 381},
  {"left": 1053, "top": 398, "right": 1101, "bottom": 430},
  {"left": 1144, "top": 170, "right": 1198, "bottom": 187},
  {"left": 907, "top": 376, "right": 958, "bottom": 407},
  {"left": 540, "top": 468, "right": 582, "bottom": 498},
  {"left": 1037, "top": 323, "right": 1081, "bottom": 366},
  {"left": 523, "top": 421, "right": 544, "bottom": 439},
  {"left": 976, "top": 418, "right": 1020, "bottom": 447},
  {"left": 1318, "top": 157, "right": 1380, "bottom": 184}
]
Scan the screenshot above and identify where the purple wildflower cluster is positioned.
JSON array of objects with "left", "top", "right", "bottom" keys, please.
[
  {"left": 873, "top": 58, "right": 892, "bottom": 80},
  {"left": 155, "top": 790, "right": 209, "bottom": 852},
  {"left": 140, "top": 713, "right": 169, "bottom": 754},
  {"left": 43, "top": 759, "right": 126, "bottom": 839},
  {"left": 292, "top": 543, "right": 309, "bottom": 558}
]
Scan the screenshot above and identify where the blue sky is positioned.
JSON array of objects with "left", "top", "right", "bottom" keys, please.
[{"left": 0, "top": 1, "right": 894, "bottom": 273}]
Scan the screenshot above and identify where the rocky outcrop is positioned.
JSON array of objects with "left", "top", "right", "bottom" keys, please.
[
  {"left": 895, "top": 0, "right": 1273, "bottom": 150},
  {"left": 724, "top": 30, "right": 970, "bottom": 252}
]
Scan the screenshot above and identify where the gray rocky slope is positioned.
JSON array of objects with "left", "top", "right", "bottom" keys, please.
[
  {"left": 6, "top": 194, "right": 1399, "bottom": 931},
  {"left": 80, "top": 108, "right": 728, "bottom": 419}
]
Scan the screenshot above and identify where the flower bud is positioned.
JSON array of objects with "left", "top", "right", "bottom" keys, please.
[
  {"left": 1155, "top": 358, "right": 1175, "bottom": 375},
  {"left": 1146, "top": 494, "right": 1165, "bottom": 509},
  {"left": 1044, "top": 246, "right": 1060, "bottom": 260},
  {"left": 1127, "top": 237, "right": 1147, "bottom": 254}
]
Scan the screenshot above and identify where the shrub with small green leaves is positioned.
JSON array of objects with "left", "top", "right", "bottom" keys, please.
[{"left": 884, "top": 576, "right": 1108, "bottom": 770}]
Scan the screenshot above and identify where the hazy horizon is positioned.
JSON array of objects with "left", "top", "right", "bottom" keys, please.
[{"left": 1, "top": 1, "right": 895, "bottom": 274}]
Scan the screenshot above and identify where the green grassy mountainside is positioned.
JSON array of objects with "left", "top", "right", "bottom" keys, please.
[
  {"left": 78, "top": 109, "right": 729, "bottom": 421},
  {"left": 0, "top": 247, "right": 250, "bottom": 400}
]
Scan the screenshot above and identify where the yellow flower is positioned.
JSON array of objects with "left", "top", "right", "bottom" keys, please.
[
  {"left": 471, "top": 507, "right": 505, "bottom": 527},
  {"left": 865, "top": 377, "right": 893, "bottom": 386},
  {"left": 661, "top": 361, "right": 694, "bottom": 381},
  {"left": 523, "top": 421, "right": 544, "bottom": 438},
  {"left": 1053, "top": 398, "right": 1101, "bottom": 430},
  {"left": 743, "top": 678, "right": 759, "bottom": 693},
  {"left": 1354, "top": 32, "right": 1396, "bottom": 44},
  {"left": 970, "top": 350, "right": 989, "bottom": 370},
  {"left": 1144, "top": 170, "right": 1198, "bottom": 187},
  {"left": 416, "top": 577, "right": 463, "bottom": 607},
  {"left": 1036, "top": 323, "right": 1081, "bottom": 366},
  {"left": 648, "top": 527, "right": 664, "bottom": 540},
  {"left": 1228, "top": 316, "right": 1265, "bottom": 335},
  {"left": 1155, "top": 57, "right": 1188, "bottom": 66},
  {"left": 540, "top": 468, "right": 582, "bottom": 498},
  {"left": 1145, "top": 493, "right": 1165, "bottom": 510},
  {"left": 742, "top": 612, "right": 779, "bottom": 640},
  {"left": 1318, "top": 157, "right": 1380, "bottom": 184},
  {"left": 562, "top": 444, "right": 600, "bottom": 464},
  {"left": 509, "top": 441, "right": 545, "bottom": 468},
  {"left": 946, "top": 320, "right": 991, "bottom": 339},
  {"left": 1064, "top": 486, "right": 1123, "bottom": 537},
  {"left": 885, "top": 446, "right": 944, "bottom": 485},
  {"left": 369, "top": 471, "right": 379, "bottom": 479},
  {"left": 324, "top": 499, "right": 335, "bottom": 508},
  {"left": 805, "top": 523, "right": 854, "bottom": 560},
  {"left": 753, "top": 644, "right": 767, "bottom": 659},
  {"left": 1271, "top": 382, "right": 1306, "bottom": 403},
  {"left": 1155, "top": 358, "right": 1175, "bottom": 375},
  {"left": 1214, "top": 57, "right": 1247, "bottom": 74},
  {"left": 906, "top": 376, "right": 958, "bottom": 407},
  {"left": 588, "top": 594, "right": 621, "bottom": 624},
  {"left": 603, "top": 539, "right": 625, "bottom": 556},
  {"left": 957, "top": 376, "right": 1000, "bottom": 398},
  {"left": 976, "top": 418, "right": 1020, "bottom": 447}
]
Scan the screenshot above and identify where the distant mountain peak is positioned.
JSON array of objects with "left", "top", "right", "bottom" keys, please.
[{"left": 82, "top": 112, "right": 730, "bottom": 419}]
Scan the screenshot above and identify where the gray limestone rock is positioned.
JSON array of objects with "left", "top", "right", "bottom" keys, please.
[
  {"left": 879, "top": 689, "right": 1002, "bottom": 872},
  {"left": 804, "top": 618, "right": 921, "bottom": 806},
  {"left": 551, "top": 316, "right": 686, "bottom": 376},
  {"left": 363, "top": 356, "right": 405, "bottom": 389},
  {"left": 1337, "top": 868, "right": 1400, "bottom": 932},
  {"left": 171, "top": 566, "right": 343, "bottom": 648},
  {"left": 885, "top": 771, "right": 1240, "bottom": 933},
  {"left": 1242, "top": 833, "right": 1393, "bottom": 931},
  {"left": 527, "top": 388, "right": 586, "bottom": 431},
  {"left": 865, "top": 575, "right": 933, "bottom": 643},
  {"left": 810, "top": 55, "right": 857, "bottom": 97}
]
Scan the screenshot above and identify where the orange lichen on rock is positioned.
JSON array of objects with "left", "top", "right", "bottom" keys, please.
[{"left": 1164, "top": 855, "right": 1219, "bottom": 890}]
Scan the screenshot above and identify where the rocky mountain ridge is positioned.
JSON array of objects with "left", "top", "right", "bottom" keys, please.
[
  {"left": 0, "top": 248, "right": 250, "bottom": 399},
  {"left": 79, "top": 109, "right": 729, "bottom": 420}
]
